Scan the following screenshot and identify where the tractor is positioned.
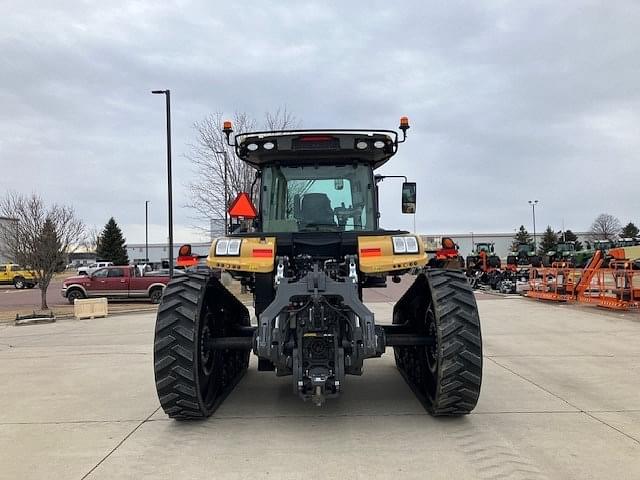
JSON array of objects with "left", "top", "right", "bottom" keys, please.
[
  {"left": 506, "top": 242, "right": 541, "bottom": 267},
  {"left": 466, "top": 242, "right": 501, "bottom": 271},
  {"left": 465, "top": 242, "right": 502, "bottom": 290},
  {"left": 543, "top": 241, "right": 576, "bottom": 266},
  {"left": 153, "top": 118, "right": 482, "bottom": 418}
]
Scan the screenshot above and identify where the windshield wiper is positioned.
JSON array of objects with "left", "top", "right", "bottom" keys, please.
[{"left": 299, "top": 223, "right": 340, "bottom": 231}]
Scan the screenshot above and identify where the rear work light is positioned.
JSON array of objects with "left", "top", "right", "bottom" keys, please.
[
  {"left": 392, "top": 236, "right": 419, "bottom": 254},
  {"left": 215, "top": 239, "right": 242, "bottom": 256}
]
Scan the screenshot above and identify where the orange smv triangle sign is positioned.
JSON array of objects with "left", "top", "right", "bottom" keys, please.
[{"left": 228, "top": 192, "right": 258, "bottom": 219}]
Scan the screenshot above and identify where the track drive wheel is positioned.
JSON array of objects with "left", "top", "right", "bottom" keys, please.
[
  {"left": 393, "top": 269, "right": 482, "bottom": 416},
  {"left": 154, "top": 273, "right": 250, "bottom": 420}
]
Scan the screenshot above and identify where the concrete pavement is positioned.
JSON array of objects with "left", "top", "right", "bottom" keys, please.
[{"left": 0, "top": 296, "right": 639, "bottom": 479}]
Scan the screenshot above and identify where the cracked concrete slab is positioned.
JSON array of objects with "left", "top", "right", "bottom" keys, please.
[{"left": 1, "top": 296, "right": 639, "bottom": 479}]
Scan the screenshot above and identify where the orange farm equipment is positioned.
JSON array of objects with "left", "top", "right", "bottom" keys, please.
[
  {"left": 527, "top": 247, "right": 640, "bottom": 311},
  {"left": 427, "top": 237, "right": 464, "bottom": 269}
]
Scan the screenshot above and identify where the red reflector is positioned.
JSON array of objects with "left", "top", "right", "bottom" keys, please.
[
  {"left": 360, "top": 248, "right": 382, "bottom": 257},
  {"left": 252, "top": 248, "right": 273, "bottom": 257},
  {"left": 299, "top": 135, "right": 335, "bottom": 142}
]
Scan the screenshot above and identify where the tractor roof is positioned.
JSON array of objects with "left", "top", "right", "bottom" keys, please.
[{"left": 233, "top": 129, "right": 399, "bottom": 170}]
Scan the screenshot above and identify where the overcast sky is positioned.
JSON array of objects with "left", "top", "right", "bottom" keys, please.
[{"left": 1, "top": 1, "right": 639, "bottom": 243}]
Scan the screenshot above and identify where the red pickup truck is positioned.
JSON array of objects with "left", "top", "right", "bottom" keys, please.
[{"left": 61, "top": 266, "right": 169, "bottom": 304}]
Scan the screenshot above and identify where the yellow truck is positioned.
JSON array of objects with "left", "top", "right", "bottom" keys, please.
[{"left": 0, "top": 264, "right": 37, "bottom": 289}]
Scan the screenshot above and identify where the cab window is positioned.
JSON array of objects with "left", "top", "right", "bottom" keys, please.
[
  {"left": 107, "top": 268, "right": 125, "bottom": 278},
  {"left": 92, "top": 269, "right": 108, "bottom": 278},
  {"left": 261, "top": 164, "right": 376, "bottom": 232},
  {"left": 11, "top": 266, "right": 21, "bottom": 272}
]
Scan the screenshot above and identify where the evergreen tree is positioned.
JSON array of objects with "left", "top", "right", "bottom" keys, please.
[
  {"left": 538, "top": 226, "right": 558, "bottom": 254},
  {"left": 621, "top": 222, "right": 639, "bottom": 238},
  {"left": 512, "top": 225, "right": 533, "bottom": 250},
  {"left": 96, "top": 217, "right": 129, "bottom": 265},
  {"left": 558, "top": 230, "right": 582, "bottom": 250},
  {"left": 33, "top": 217, "right": 65, "bottom": 309}
]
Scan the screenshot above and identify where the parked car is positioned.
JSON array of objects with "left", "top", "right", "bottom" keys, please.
[
  {"left": 78, "top": 261, "right": 113, "bottom": 276},
  {"left": 0, "top": 264, "right": 37, "bottom": 289},
  {"left": 61, "top": 266, "right": 169, "bottom": 304}
]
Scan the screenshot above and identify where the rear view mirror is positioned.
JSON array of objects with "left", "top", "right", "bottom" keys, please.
[{"left": 401, "top": 182, "right": 416, "bottom": 214}]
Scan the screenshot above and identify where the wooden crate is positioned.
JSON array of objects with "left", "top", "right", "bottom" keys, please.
[{"left": 74, "top": 297, "right": 108, "bottom": 320}]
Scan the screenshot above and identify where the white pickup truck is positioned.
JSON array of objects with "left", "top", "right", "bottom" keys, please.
[{"left": 77, "top": 261, "right": 113, "bottom": 276}]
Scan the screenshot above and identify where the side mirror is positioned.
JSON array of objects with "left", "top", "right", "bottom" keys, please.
[{"left": 401, "top": 182, "right": 416, "bottom": 214}]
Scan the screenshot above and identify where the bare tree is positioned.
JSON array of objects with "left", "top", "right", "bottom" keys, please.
[
  {"left": 186, "top": 109, "right": 300, "bottom": 232},
  {"left": 0, "top": 193, "right": 85, "bottom": 310},
  {"left": 589, "top": 213, "right": 622, "bottom": 240},
  {"left": 82, "top": 225, "right": 101, "bottom": 252},
  {"left": 264, "top": 106, "right": 299, "bottom": 131}
]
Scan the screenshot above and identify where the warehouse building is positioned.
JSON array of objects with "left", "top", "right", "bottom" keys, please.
[
  {"left": 423, "top": 232, "right": 591, "bottom": 258},
  {"left": 127, "top": 242, "right": 211, "bottom": 266}
]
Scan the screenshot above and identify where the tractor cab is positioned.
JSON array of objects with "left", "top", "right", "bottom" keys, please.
[
  {"left": 225, "top": 125, "right": 414, "bottom": 235},
  {"left": 474, "top": 242, "right": 495, "bottom": 255},
  {"left": 594, "top": 240, "right": 613, "bottom": 251},
  {"left": 555, "top": 241, "right": 576, "bottom": 254}
]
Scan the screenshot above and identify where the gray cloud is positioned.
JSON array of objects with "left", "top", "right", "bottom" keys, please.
[{"left": 1, "top": 1, "right": 638, "bottom": 242}]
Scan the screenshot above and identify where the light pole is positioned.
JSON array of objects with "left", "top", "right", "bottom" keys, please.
[
  {"left": 215, "top": 150, "right": 229, "bottom": 234},
  {"left": 145, "top": 200, "right": 150, "bottom": 264},
  {"left": 151, "top": 89, "right": 174, "bottom": 278},
  {"left": 528, "top": 200, "right": 538, "bottom": 250}
]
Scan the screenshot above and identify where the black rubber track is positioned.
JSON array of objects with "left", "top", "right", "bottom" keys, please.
[
  {"left": 154, "top": 273, "right": 250, "bottom": 420},
  {"left": 393, "top": 269, "right": 482, "bottom": 416}
]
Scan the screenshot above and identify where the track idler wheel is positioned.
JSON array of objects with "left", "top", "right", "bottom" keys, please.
[
  {"left": 154, "top": 273, "right": 251, "bottom": 419},
  {"left": 393, "top": 269, "right": 482, "bottom": 415}
]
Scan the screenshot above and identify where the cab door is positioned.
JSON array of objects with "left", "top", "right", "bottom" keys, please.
[
  {"left": 128, "top": 267, "right": 146, "bottom": 296},
  {"left": 88, "top": 268, "right": 109, "bottom": 295},
  {"left": 103, "top": 267, "right": 129, "bottom": 297}
]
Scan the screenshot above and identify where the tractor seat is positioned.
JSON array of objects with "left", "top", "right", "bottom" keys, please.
[{"left": 300, "top": 193, "right": 335, "bottom": 226}]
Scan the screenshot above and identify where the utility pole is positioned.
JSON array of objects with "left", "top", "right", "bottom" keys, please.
[
  {"left": 151, "top": 89, "right": 174, "bottom": 278},
  {"left": 145, "top": 200, "right": 150, "bottom": 264},
  {"left": 528, "top": 200, "right": 539, "bottom": 250},
  {"left": 215, "top": 150, "right": 229, "bottom": 234}
]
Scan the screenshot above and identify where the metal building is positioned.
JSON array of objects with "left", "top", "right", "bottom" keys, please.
[
  {"left": 422, "top": 232, "right": 591, "bottom": 259},
  {"left": 126, "top": 242, "right": 211, "bottom": 265}
]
